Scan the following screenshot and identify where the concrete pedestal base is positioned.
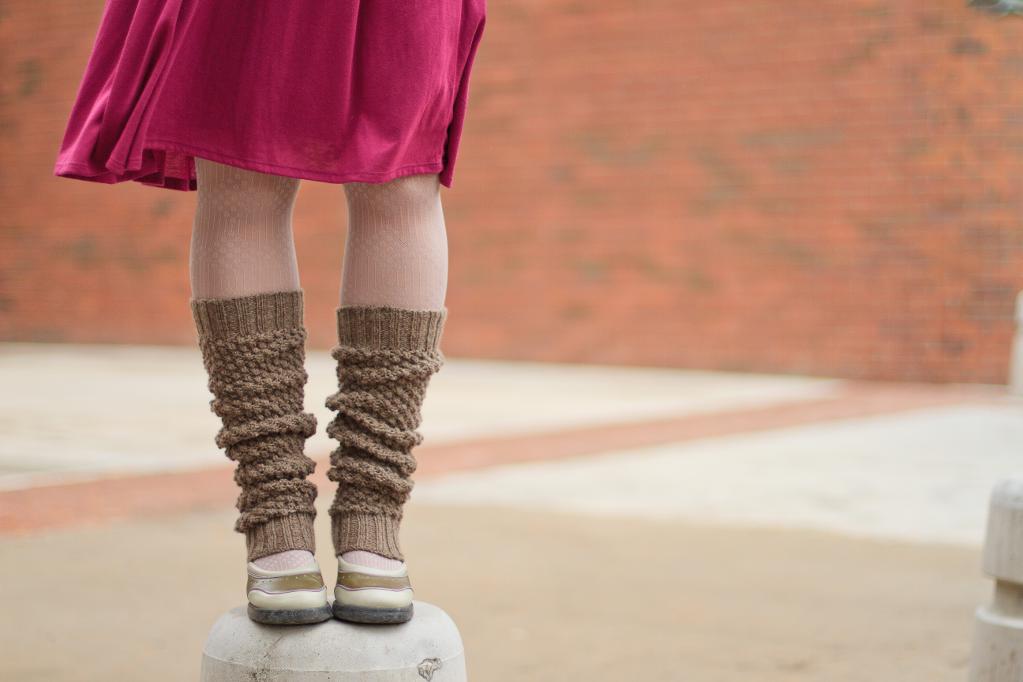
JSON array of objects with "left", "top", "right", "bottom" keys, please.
[
  {"left": 969, "top": 479, "right": 1023, "bottom": 682},
  {"left": 971, "top": 605, "right": 1023, "bottom": 682},
  {"left": 200, "top": 601, "right": 466, "bottom": 681}
]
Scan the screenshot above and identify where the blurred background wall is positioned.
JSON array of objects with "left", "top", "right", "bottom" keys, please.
[{"left": 2, "top": 0, "right": 1022, "bottom": 383}]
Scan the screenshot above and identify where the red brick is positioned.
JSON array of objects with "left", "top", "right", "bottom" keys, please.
[{"left": 2, "top": 0, "right": 1022, "bottom": 383}]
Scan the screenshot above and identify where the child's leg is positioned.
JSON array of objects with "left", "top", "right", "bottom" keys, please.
[
  {"left": 190, "top": 158, "right": 301, "bottom": 299},
  {"left": 339, "top": 172, "right": 448, "bottom": 309},
  {"left": 328, "top": 172, "right": 448, "bottom": 570},
  {"left": 189, "top": 158, "right": 318, "bottom": 571}
]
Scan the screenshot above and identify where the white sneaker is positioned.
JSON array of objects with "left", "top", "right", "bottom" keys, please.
[
  {"left": 332, "top": 554, "right": 414, "bottom": 624},
  {"left": 246, "top": 556, "right": 332, "bottom": 625}
]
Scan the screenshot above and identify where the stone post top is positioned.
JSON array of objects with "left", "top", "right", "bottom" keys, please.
[
  {"left": 990, "top": 478, "right": 1023, "bottom": 510},
  {"left": 201, "top": 601, "right": 466, "bottom": 681}
]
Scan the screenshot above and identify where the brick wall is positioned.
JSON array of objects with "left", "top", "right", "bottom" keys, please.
[{"left": 2, "top": 0, "right": 1022, "bottom": 383}]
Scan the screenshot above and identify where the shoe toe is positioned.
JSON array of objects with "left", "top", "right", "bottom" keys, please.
[
  {"left": 246, "top": 560, "right": 332, "bottom": 624},
  {"left": 333, "top": 558, "right": 414, "bottom": 622}
]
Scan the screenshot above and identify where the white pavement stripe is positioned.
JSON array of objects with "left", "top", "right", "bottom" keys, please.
[
  {"left": 413, "top": 403, "right": 1023, "bottom": 546},
  {"left": 0, "top": 343, "right": 839, "bottom": 489}
]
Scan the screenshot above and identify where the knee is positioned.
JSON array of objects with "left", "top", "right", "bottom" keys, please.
[
  {"left": 344, "top": 173, "right": 440, "bottom": 213},
  {"left": 196, "top": 158, "right": 300, "bottom": 219}
]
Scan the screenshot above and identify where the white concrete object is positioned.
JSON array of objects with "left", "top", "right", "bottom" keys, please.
[
  {"left": 1011, "top": 291, "right": 1023, "bottom": 396},
  {"left": 969, "top": 478, "right": 1023, "bottom": 682},
  {"left": 200, "top": 601, "right": 466, "bottom": 681}
]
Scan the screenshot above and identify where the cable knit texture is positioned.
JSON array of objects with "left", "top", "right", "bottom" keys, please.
[
  {"left": 190, "top": 289, "right": 319, "bottom": 561},
  {"left": 325, "top": 305, "right": 446, "bottom": 560}
]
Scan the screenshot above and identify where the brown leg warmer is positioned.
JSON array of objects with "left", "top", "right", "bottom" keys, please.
[
  {"left": 325, "top": 305, "right": 446, "bottom": 560},
  {"left": 190, "top": 289, "right": 319, "bottom": 561}
]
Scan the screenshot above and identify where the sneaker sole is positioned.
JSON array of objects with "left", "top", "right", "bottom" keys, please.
[
  {"left": 332, "top": 600, "right": 414, "bottom": 624},
  {"left": 247, "top": 603, "right": 333, "bottom": 625}
]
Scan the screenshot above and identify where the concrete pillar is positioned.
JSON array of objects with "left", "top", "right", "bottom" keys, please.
[
  {"left": 200, "top": 601, "right": 466, "bottom": 681},
  {"left": 1010, "top": 291, "right": 1023, "bottom": 396},
  {"left": 969, "top": 479, "right": 1023, "bottom": 682}
]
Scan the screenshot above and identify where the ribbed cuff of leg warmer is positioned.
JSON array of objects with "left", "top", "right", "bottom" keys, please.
[
  {"left": 246, "top": 513, "right": 317, "bottom": 562},
  {"left": 191, "top": 289, "right": 305, "bottom": 338},
  {"left": 332, "top": 513, "right": 403, "bottom": 560},
  {"left": 336, "top": 305, "right": 446, "bottom": 351}
]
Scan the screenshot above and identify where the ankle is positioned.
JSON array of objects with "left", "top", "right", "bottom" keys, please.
[{"left": 339, "top": 550, "right": 404, "bottom": 570}]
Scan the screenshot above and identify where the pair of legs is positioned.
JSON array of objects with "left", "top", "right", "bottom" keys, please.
[{"left": 189, "top": 157, "right": 448, "bottom": 570}]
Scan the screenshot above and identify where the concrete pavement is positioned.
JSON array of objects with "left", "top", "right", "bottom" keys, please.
[
  {"left": 0, "top": 342, "right": 1016, "bottom": 680},
  {"left": 0, "top": 341, "right": 843, "bottom": 489}
]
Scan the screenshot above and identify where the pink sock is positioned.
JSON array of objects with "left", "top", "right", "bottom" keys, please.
[
  {"left": 252, "top": 549, "right": 315, "bottom": 571},
  {"left": 340, "top": 550, "right": 404, "bottom": 570}
]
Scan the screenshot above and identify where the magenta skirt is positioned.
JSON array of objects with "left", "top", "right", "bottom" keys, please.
[{"left": 54, "top": 0, "right": 486, "bottom": 191}]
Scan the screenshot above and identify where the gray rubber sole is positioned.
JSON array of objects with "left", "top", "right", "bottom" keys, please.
[
  {"left": 332, "top": 600, "right": 414, "bottom": 625},
  {"left": 247, "top": 603, "right": 333, "bottom": 625}
]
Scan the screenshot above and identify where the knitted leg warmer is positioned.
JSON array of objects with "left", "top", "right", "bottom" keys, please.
[
  {"left": 325, "top": 305, "right": 446, "bottom": 560},
  {"left": 190, "top": 289, "right": 320, "bottom": 562}
]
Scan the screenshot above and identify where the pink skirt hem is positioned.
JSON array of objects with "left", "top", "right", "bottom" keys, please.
[{"left": 54, "top": 142, "right": 448, "bottom": 192}]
